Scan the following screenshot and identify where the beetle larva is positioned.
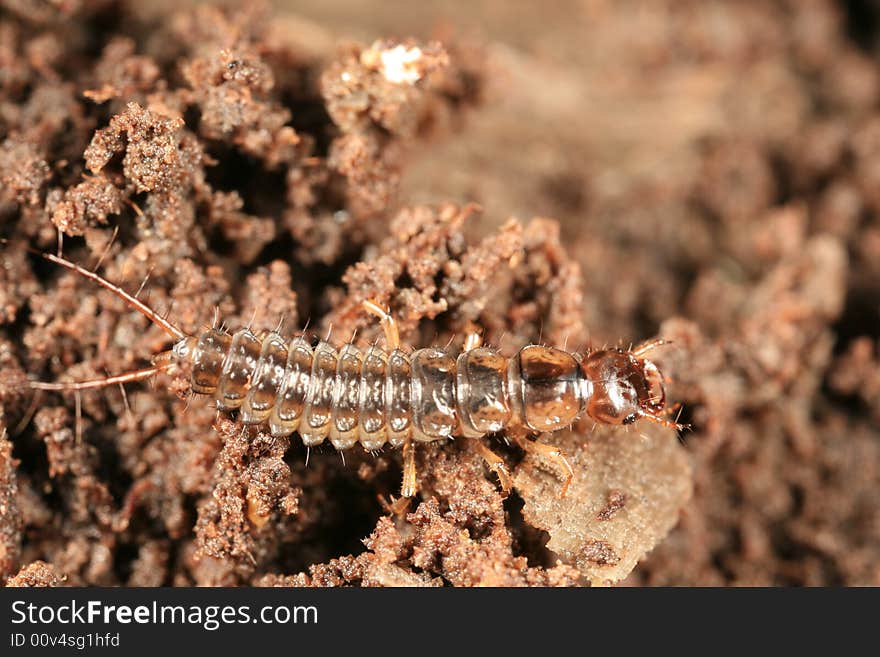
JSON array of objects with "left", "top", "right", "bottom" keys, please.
[{"left": 28, "top": 251, "right": 686, "bottom": 499}]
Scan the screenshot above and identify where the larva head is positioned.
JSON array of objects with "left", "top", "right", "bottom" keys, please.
[{"left": 580, "top": 348, "right": 669, "bottom": 426}]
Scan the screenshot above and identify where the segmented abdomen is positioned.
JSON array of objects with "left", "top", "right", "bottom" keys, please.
[{"left": 189, "top": 328, "right": 590, "bottom": 450}]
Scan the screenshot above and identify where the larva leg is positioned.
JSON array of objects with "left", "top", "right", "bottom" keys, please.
[
  {"left": 512, "top": 433, "right": 574, "bottom": 499},
  {"left": 362, "top": 300, "right": 416, "bottom": 497},
  {"left": 401, "top": 436, "right": 417, "bottom": 498},
  {"left": 640, "top": 409, "right": 689, "bottom": 431},
  {"left": 475, "top": 441, "right": 512, "bottom": 494},
  {"left": 74, "top": 390, "right": 82, "bottom": 446},
  {"left": 382, "top": 495, "right": 412, "bottom": 516},
  {"left": 362, "top": 299, "right": 400, "bottom": 350},
  {"left": 463, "top": 328, "right": 483, "bottom": 352},
  {"left": 632, "top": 338, "right": 671, "bottom": 358}
]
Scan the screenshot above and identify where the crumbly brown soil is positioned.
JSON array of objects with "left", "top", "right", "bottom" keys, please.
[{"left": 0, "top": 0, "right": 877, "bottom": 587}]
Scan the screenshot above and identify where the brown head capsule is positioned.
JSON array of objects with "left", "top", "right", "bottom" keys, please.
[
  {"left": 580, "top": 343, "right": 672, "bottom": 427},
  {"left": 26, "top": 251, "right": 686, "bottom": 503}
]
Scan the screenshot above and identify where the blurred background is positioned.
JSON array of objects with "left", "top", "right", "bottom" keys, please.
[
  {"left": 265, "top": 0, "right": 880, "bottom": 585},
  {"left": 2, "top": 0, "right": 878, "bottom": 586}
]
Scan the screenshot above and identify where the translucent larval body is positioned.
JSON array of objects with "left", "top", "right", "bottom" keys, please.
[{"left": 181, "top": 327, "right": 663, "bottom": 451}]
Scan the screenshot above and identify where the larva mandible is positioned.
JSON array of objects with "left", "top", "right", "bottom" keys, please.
[{"left": 28, "top": 250, "right": 686, "bottom": 499}]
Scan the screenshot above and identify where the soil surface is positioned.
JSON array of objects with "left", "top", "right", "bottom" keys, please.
[{"left": 1, "top": 0, "right": 878, "bottom": 586}]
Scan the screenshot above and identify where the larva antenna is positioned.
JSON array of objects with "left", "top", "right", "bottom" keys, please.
[
  {"left": 39, "top": 251, "right": 186, "bottom": 341},
  {"left": 1, "top": 240, "right": 189, "bottom": 393}
]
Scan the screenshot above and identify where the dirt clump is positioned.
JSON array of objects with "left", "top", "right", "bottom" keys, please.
[
  {"left": 6, "top": 0, "right": 877, "bottom": 587},
  {"left": 0, "top": 0, "right": 690, "bottom": 588}
]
